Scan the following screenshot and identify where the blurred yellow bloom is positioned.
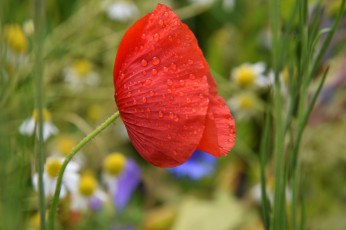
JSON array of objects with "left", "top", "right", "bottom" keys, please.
[
  {"left": 231, "top": 62, "right": 270, "bottom": 88},
  {"left": 55, "top": 136, "right": 77, "bottom": 156},
  {"left": 227, "top": 92, "right": 262, "bottom": 120},
  {"left": 103, "top": 153, "right": 126, "bottom": 176},
  {"left": 78, "top": 174, "right": 96, "bottom": 197},
  {"left": 4, "top": 24, "right": 28, "bottom": 53},
  {"left": 63, "top": 59, "right": 100, "bottom": 90},
  {"left": 45, "top": 158, "right": 62, "bottom": 178},
  {"left": 87, "top": 104, "right": 104, "bottom": 123}
]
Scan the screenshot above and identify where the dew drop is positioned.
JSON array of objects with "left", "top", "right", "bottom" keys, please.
[
  {"left": 193, "top": 82, "right": 199, "bottom": 87},
  {"left": 149, "top": 91, "right": 155, "bottom": 97},
  {"left": 179, "top": 80, "right": 185, "bottom": 86},
  {"left": 158, "top": 19, "right": 163, "bottom": 26},
  {"left": 185, "top": 115, "right": 189, "bottom": 119},
  {"left": 152, "top": 57, "right": 160, "bottom": 65},
  {"left": 151, "top": 69, "right": 158, "bottom": 75},
  {"left": 164, "top": 11, "right": 169, "bottom": 17},
  {"left": 189, "top": 74, "right": 196, "bottom": 80},
  {"left": 133, "top": 109, "right": 138, "bottom": 113},
  {"left": 193, "top": 130, "right": 197, "bottom": 135},
  {"left": 179, "top": 92, "right": 184, "bottom": 96},
  {"left": 167, "top": 135, "right": 172, "bottom": 140},
  {"left": 141, "top": 33, "right": 146, "bottom": 39},
  {"left": 167, "top": 88, "right": 172, "bottom": 93},
  {"left": 186, "top": 98, "right": 191, "bottom": 103},
  {"left": 192, "top": 108, "right": 197, "bottom": 113},
  {"left": 137, "top": 81, "right": 143, "bottom": 87},
  {"left": 127, "top": 92, "right": 132, "bottom": 98},
  {"left": 174, "top": 20, "right": 179, "bottom": 25},
  {"left": 146, "top": 108, "right": 151, "bottom": 113},
  {"left": 174, "top": 115, "right": 179, "bottom": 122},
  {"left": 187, "top": 59, "right": 194, "bottom": 65},
  {"left": 173, "top": 150, "right": 177, "bottom": 155},
  {"left": 158, "top": 111, "right": 164, "bottom": 118},
  {"left": 153, "top": 33, "right": 160, "bottom": 41},
  {"left": 162, "top": 94, "right": 166, "bottom": 99},
  {"left": 163, "top": 66, "right": 169, "bottom": 73},
  {"left": 168, "top": 35, "right": 173, "bottom": 41},
  {"left": 170, "top": 63, "right": 177, "bottom": 70},
  {"left": 133, "top": 100, "right": 137, "bottom": 105},
  {"left": 166, "top": 79, "right": 173, "bottom": 86},
  {"left": 141, "top": 59, "right": 148, "bottom": 67},
  {"left": 183, "top": 125, "right": 188, "bottom": 130},
  {"left": 142, "top": 71, "right": 147, "bottom": 76},
  {"left": 120, "top": 73, "right": 125, "bottom": 80},
  {"left": 142, "top": 97, "right": 147, "bottom": 103},
  {"left": 169, "top": 112, "right": 174, "bottom": 119},
  {"left": 145, "top": 79, "right": 152, "bottom": 85}
]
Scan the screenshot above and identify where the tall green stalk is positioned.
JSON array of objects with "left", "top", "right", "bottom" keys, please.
[
  {"left": 33, "top": 0, "right": 46, "bottom": 229},
  {"left": 47, "top": 112, "right": 120, "bottom": 230}
]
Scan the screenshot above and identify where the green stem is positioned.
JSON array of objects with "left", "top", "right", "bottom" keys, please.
[
  {"left": 47, "top": 111, "right": 120, "bottom": 230},
  {"left": 33, "top": 0, "right": 45, "bottom": 228}
]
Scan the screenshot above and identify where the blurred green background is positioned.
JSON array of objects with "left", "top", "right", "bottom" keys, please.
[{"left": 1, "top": 0, "right": 346, "bottom": 229}]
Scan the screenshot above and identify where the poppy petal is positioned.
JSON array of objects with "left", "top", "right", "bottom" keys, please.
[
  {"left": 197, "top": 95, "right": 236, "bottom": 157},
  {"left": 114, "top": 4, "right": 212, "bottom": 167}
]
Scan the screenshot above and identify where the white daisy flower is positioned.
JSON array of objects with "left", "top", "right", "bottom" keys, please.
[
  {"left": 70, "top": 174, "right": 108, "bottom": 211},
  {"left": 102, "top": 153, "right": 127, "bottom": 195},
  {"left": 3, "top": 24, "right": 29, "bottom": 65},
  {"left": 23, "top": 19, "right": 34, "bottom": 36},
  {"left": 19, "top": 109, "right": 58, "bottom": 141},
  {"left": 63, "top": 59, "right": 100, "bottom": 91},
  {"left": 32, "top": 156, "right": 80, "bottom": 198},
  {"left": 269, "top": 68, "right": 291, "bottom": 97},
  {"left": 231, "top": 62, "right": 271, "bottom": 89},
  {"left": 250, "top": 179, "right": 292, "bottom": 206},
  {"left": 227, "top": 92, "right": 263, "bottom": 120},
  {"left": 106, "top": 1, "right": 139, "bottom": 22},
  {"left": 223, "top": 0, "right": 235, "bottom": 11},
  {"left": 50, "top": 135, "right": 85, "bottom": 166},
  {"left": 189, "top": 0, "right": 214, "bottom": 5}
]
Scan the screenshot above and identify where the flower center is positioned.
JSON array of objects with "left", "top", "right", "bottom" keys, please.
[
  {"left": 234, "top": 66, "right": 256, "bottom": 87},
  {"left": 32, "top": 109, "right": 52, "bottom": 122},
  {"left": 58, "top": 137, "right": 76, "bottom": 156},
  {"left": 103, "top": 153, "right": 126, "bottom": 176},
  {"left": 73, "top": 59, "right": 92, "bottom": 76},
  {"left": 46, "top": 159, "right": 62, "bottom": 178},
  {"left": 78, "top": 175, "right": 96, "bottom": 197},
  {"left": 87, "top": 105, "right": 103, "bottom": 122},
  {"left": 4, "top": 24, "right": 28, "bottom": 53},
  {"left": 239, "top": 95, "right": 254, "bottom": 109}
]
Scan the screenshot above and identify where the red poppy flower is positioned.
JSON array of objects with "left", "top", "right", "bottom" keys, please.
[{"left": 113, "top": 4, "right": 235, "bottom": 168}]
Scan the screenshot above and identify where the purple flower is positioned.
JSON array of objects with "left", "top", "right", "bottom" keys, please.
[
  {"left": 168, "top": 150, "right": 218, "bottom": 180},
  {"left": 113, "top": 159, "right": 141, "bottom": 212}
]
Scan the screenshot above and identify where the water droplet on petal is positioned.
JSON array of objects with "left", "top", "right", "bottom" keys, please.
[
  {"left": 145, "top": 79, "right": 152, "bottom": 85},
  {"left": 141, "top": 59, "right": 148, "bottom": 67},
  {"left": 163, "top": 66, "right": 168, "bottom": 72},
  {"left": 151, "top": 69, "right": 158, "bottom": 75},
  {"left": 189, "top": 74, "right": 196, "bottom": 80},
  {"left": 193, "top": 82, "right": 199, "bottom": 87},
  {"left": 153, "top": 33, "right": 160, "bottom": 41},
  {"left": 173, "top": 150, "right": 177, "bottom": 155},
  {"left": 146, "top": 108, "right": 151, "bottom": 113},
  {"left": 141, "top": 33, "right": 146, "bottom": 39},
  {"left": 137, "top": 81, "right": 143, "bottom": 87},
  {"left": 142, "top": 97, "right": 147, "bottom": 103},
  {"left": 149, "top": 91, "right": 155, "bottom": 97},
  {"left": 168, "top": 35, "right": 173, "bottom": 42},
  {"left": 158, "top": 19, "right": 163, "bottom": 26},
  {"left": 158, "top": 111, "right": 163, "bottom": 118},
  {"left": 120, "top": 73, "right": 125, "bottom": 80},
  {"left": 186, "top": 98, "right": 191, "bottom": 103},
  {"left": 133, "top": 100, "right": 137, "bottom": 105},
  {"left": 179, "top": 80, "right": 185, "bottom": 86},
  {"left": 170, "top": 63, "right": 177, "bottom": 70},
  {"left": 174, "top": 115, "right": 179, "bottom": 122},
  {"left": 167, "top": 135, "right": 172, "bottom": 140},
  {"left": 127, "top": 92, "right": 132, "bottom": 97},
  {"left": 169, "top": 112, "right": 174, "bottom": 119},
  {"left": 164, "top": 11, "right": 169, "bottom": 17},
  {"left": 192, "top": 108, "right": 197, "bottom": 113},
  {"left": 152, "top": 57, "right": 160, "bottom": 65},
  {"left": 166, "top": 79, "right": 173, "bottom": 86},
  {"left": 187, "top": 59, "right": 194, "bottom": 65},
  {"left": 142, "top": 71, "right": 147, "bottom": 76},
  {"left": 179, "top": 92, "right": 184, "bottom": 96}
]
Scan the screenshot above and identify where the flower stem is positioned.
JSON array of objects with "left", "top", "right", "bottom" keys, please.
[
  {"left": 33, "top": 0, "right": 45, "bottom": 228},
  {"left": 47, "top": 111, "right": 120, "bottom": 230}
]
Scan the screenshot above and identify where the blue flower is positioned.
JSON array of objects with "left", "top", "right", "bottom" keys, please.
[
  {"left": 168, "top": 150, "right": 218, "bottom": 180},
  {"left": 113, "top": 159, "right": 141, "bottom": 212}
]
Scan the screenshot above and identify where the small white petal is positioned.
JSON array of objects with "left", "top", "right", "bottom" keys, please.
[{"left": 19, "top": 118, "right": 35, "bottom": 136}]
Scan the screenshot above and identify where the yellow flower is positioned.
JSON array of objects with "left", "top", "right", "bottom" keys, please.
[
  {"left": 103, "top": 153, "right": 126, "bottom": 176},
  {"left": 227, "top": 92, "right": 262, "bottom": 119},
  {"left": 45, "top": 158, "right": 62, "bottom": 178},
  {"left": 231, "top": 62, "right": 270, "bottom": 88},
  {"left": 4, "top": 24, "right": 28, "bottom": 53},
  {"left": 73, "top": 59, "right": 93, "bottom": 76},
  {"left": 78, "top": 174, "right": 96, "bottom": 197}
]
